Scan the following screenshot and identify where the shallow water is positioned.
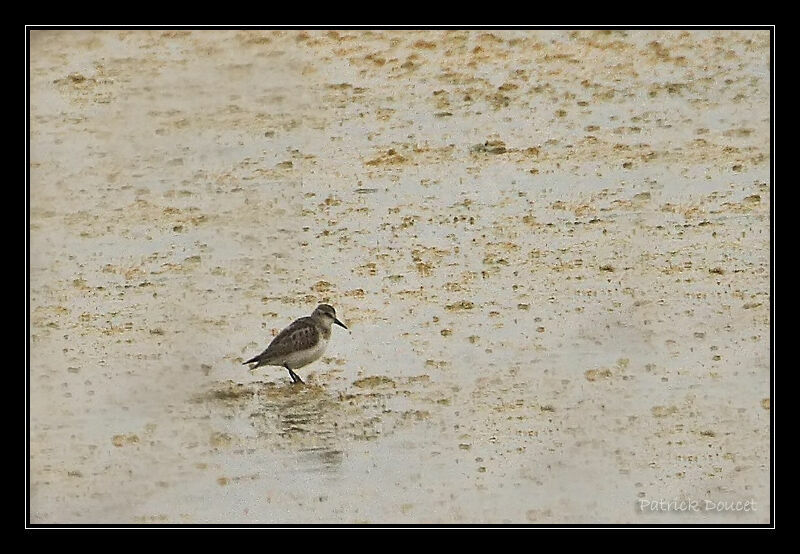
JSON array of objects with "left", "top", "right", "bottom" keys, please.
[{"left": 29, "top": 29, "right": 770, "bottom": 524}]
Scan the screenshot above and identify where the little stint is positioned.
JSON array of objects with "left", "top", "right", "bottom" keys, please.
[{"left": 243, "top": 304, "right": 347, "bottom": 384}]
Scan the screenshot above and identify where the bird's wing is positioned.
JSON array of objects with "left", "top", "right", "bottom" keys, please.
[{"left": 259, "top": 318, "right": 320, "bottom": 361}]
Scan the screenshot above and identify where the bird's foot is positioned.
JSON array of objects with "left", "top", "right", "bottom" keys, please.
[{"left": 286, "top": 367, "right": 304, "bottom": 384}]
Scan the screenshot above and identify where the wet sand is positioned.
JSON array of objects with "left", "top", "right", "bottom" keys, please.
[{"left": 29, "top": 29, "right": 770, "bottom": 524}]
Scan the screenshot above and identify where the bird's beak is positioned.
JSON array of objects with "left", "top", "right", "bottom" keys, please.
[{"left": 334, "top": 318, "right": 348, "bottom": 330}]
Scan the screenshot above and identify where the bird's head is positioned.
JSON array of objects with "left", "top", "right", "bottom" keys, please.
[{"left": 313, "top": 304, "right": 348, "bottom": 329}]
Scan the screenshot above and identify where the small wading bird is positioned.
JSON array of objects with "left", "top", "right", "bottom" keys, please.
[{"left": 242, "top": 304, "right": 348, "bottom": 384}]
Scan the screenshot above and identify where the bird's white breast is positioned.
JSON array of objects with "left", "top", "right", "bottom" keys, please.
[{"left": 280, "top": 336, "right": 328, "bottom": 369}]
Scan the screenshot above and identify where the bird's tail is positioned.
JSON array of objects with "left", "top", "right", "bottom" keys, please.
[{"left": 243, "top": 355, "right": 260, "bottom": 366}]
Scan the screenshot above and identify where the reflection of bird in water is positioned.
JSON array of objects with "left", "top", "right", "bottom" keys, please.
[
  {"left": 255, "top": 384, "right": 344, "bottom": 473},
  {"left": 243, "top": 304, "right": 348, "bottom": 384}
]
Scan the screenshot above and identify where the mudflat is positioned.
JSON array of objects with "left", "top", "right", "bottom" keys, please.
[{"left": 29, "top": 30, "right": 771, "bottom": 524}]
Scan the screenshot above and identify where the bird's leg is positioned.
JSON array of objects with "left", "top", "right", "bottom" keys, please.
[{"left": 284, "top": 364, "right": 304, "bottom": 384}]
